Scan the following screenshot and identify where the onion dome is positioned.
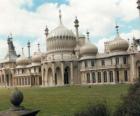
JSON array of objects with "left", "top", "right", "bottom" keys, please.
[
  {"left": 46, "top": 10, "right": 76, "bottom": 53},
  {"left": 32, "top": 43, "right": 42, "bottom": 63},
  {"left": 109, "top": 25, "right": 129, "bottom": 52},
  {"left": 80, "top": 31, "right": 98, "bottom": 56},
  {"left": 16, "top": 48, "right": 30, "bottom": 66}
]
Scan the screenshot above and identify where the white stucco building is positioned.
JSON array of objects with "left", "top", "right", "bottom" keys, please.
[{"left": 0, "top": 11, "right": 140, "bottom": 87}]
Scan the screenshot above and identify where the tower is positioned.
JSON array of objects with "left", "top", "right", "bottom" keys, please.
[
  {"left": 74, "top": 17, "right": 80, "bottom": 58},
  {"left": 27, "top": 41, "right": 31, "bottom": 59}
]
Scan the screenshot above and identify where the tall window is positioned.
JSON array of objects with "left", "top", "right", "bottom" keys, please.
[
  {"left": 123, "top": 57, "right": 127, "bottom": 64},
  {"left": 111, "top": 58, "right": 112, "bottom": 65},
  {"left": 116, "top": 57, "right": 119, "bottom": 65},
  {"left": 103, "top": 71, "right": 107, "bottom": 82},
  {"left": 98, "top": 72, "right": 101, "bottom": 83},
  {"left": 85, "top": 61, "right": 87, "bottom": 68},
  {"left": 87, "top": 73, "right": 90, "bottom": 83},
  {"left": 91, "top": 60, "right": 95, "bottom": 66},
  {"left": 124, "top": 70, "right": 128, "bottom": 82},
  {"left": 101, "top": 60, "right": 105, "bottom": 66},
  {"left": 116, "top": 71, "right": 119, "bottom": 82},
  {"left": 109, "top": 71, "right": 113, "bottom": 82},
  {"left": 92, "top": 72, "right": 96, "bottom": 83}
]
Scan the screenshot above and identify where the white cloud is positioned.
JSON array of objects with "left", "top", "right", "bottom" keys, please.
[
  {"left": 96, "top": 29, "right": 140, "bottom": 53},
  {"left": 0, "top": 0, "right": 139, "bottom": 58}
]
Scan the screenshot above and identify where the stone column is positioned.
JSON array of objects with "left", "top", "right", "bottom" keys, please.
[
  {"left": 95, "top": 72, "right": 97, "bottom": 84},
  {"left": 101, "top": 71, "right": 103, "bottom": 84},
  {"left": 52, "top": 63, "right": 55, "bottom": 86},
  {"left": 70, "top": 62, "right": 74, "bottom": 84},
  {"left": 107, "top": 71, "right": 109, "bottom": 83},
  {"left": 113, "top": 70, "right": 116, "bottom": 84},
  {"left": 90, "top": 72, "right": 92, "bottom": 83},
  {"left": 61, "top": 62, "right": 64, "bottom": 85}
]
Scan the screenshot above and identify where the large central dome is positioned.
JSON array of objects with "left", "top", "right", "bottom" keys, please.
[{"left": 46, "top": 11, "right": 76, "bottom": 54}]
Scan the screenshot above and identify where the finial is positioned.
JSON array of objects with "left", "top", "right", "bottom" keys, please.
[
  {"left": 59, "top": 9, "right": 62, "bottom": 25},
  {"left": 27, "top": 40, "right": 30, "bottom": 47},
  {"left": 115, "top": 23, "right": 120, "bottom": 37},
  {"left": 10, "top": 88, "right": 23, "bottom": 107},
  {"left": 37, "top": 43, "right": 40, "bottom": 52},
  {"left": 22, "top": 48, "right": 24, "bottom": 55},
  {"left": 45, "top": 25, "right": 49, "bottom": 36},
  {"left": 86, "top": 31, "right": 90, "bottom": 40},
  {"left": 74, "top": 16, "right": 79, "bottom": 28}
]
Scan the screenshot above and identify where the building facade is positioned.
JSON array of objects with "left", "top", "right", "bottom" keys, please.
[{"left": 0, "top": 11, "right": 140, "bottom": 87}]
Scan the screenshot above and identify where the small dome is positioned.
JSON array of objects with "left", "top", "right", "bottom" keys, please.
[
  {"left": 109, "top": 36, "right": 129, "bottom": 52},
  {"left": 32, "top": 52, "right": 42, "bottom": 63},
  {"left": 80, "top": 41, "right": 98, "bottom": 56},
  {"left": 16, "top": 49, "right": 30, "bottom": 66}
]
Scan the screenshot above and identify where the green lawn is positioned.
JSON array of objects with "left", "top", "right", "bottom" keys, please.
[{"left": 0, "top": 84, "right": 129, "bottom": 116}]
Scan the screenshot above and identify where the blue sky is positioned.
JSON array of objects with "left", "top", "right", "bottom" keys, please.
[{"left": 0, "top": 0, "right": 139, "bottom": 58}]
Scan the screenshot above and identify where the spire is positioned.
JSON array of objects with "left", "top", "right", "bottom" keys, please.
[
  {"left": 115, "top": 23, "right": 120, "bottom": 37},
  {"left": 27, "top": 41, "right": 31, "bottom": 59},
  {"left": 22, "top": 47, "right": 24, "bottom": 56},
  {"left": 74, "top": 16, "right": 79, "bottom": 28},
  {"left": 37, "top": 43, "right": 40, "bottom": 52},
  {"left": 45, "top": 25, "right": 49, "bottom": 37},
  {"left": 86, "top": 31, "right": 90, "bottom": 41},
  {"left": 59, "top": 9, "right": 62, "bottom": 25}
]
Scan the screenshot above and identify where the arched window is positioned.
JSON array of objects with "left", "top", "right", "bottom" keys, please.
[
  {"left": 124, "top": 70, "right": 128, "bottom": 82},
  {"left": 98, "top": 72, "right": 101, "bottom": 83},
  {"left": 87, "top": 73, "right": 90, "bottom": 83},
  {"left": 92, "top": 72, "right": 96, "bottom": 83},
  {"left": 109, "top": 71, "right": 113, "bottom": 82},
  {"left": 103, "top": 71, "right": 107, "bottom": 82}
]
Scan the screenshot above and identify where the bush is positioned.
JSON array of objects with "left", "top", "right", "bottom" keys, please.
[
  {"left": 114, "top": 78, "right": 140, "bottom": 116},
  {"left": 75, "top": 103, "right": 110, "bottom": 116}
]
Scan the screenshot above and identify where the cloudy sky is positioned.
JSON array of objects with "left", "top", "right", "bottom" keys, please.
[{"left": 0, "top": 0, "right": 139, "bottom": 58}]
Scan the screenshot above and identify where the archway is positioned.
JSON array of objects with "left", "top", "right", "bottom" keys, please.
[
  {"left": 103, "top": 71, "right": 107, "bottom": 83},
  {"left": 55, "top": 67, "right": 62, "bottom": 85},
  {"left": 47, "top": 68, "right": 53, "bottom": 86},
  {"left": 109, "top": 71, "right": 113, "bottom": 82},
  {"left": 64, "top": 67, "right": 70, "bottom": 84},
  {"left": 116, "top": 70, "right": 119, "bottom": 83}
]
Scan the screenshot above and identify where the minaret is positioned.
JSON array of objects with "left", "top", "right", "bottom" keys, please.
[
  {"left": 74, "top": 17, "right": 79, "bottom": 43},
  {"left": 27, "top": 41, "right": 31, "bottom": 59},
  {"left": 115, "top": 23, "right": 120, "bottom": 38},
  {"left": 74, "top": 17, "right": 80, "bottom": 58},
  {"left": 45, "top": 25, "right": 49, "bottom": 51},
  {"left": 59, "top": 9, "right": 62, "bottom": 25},
  {"left": 137, "top": 0, "right": 140, "bottom": 17},
  {"left": 37, "top": 43, "right": 40, "bottom": 52},
  {"left": 86, "top": 31, "right": 90, "bottom": 41}
]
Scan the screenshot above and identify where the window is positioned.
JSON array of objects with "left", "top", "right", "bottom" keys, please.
[
  {"left": 98, "top": 72, "right": 101, "bottom": 83},
  {"left": 123, "top": 57, "right": 127, "bottom": 64},
  {"left": 111, "top": 58, "right": 112, "bottom": 65},
  {"left": 103, "top": 71, "right": 107, "bottom": 82},
  {"left": 22, "top": 69, "right": 24, "bottom": 74},
  {"left": 91, "top": 60, "right": 95, "bottom": 66},
  {"left": 92, "top": 72, "right": 96, "bottom": 83},
  {"left": 116, "top": 57, "right": 119, "bottom": 65},
  {"left": 109, "top": 71, "right": 113, "bottom": 82},
  {"left": 124, "top": 70, "right": 128, "bottom": 82},
  {"left": 87, "top": 73, "right": 90, "bottom": 83},
  {"left": 85, "top": 61, "right": 87, "bottom": 67},
  {"left": 101, "top": 60, "right": 105, "bottom": 66}
]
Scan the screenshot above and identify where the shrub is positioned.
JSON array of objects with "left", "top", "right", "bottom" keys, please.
[
  {"left": 75, "top": 103, "right": 110, "bottom": 116},
  {"left": 114, "top": 78, "right": 140, "bottom": 116}
]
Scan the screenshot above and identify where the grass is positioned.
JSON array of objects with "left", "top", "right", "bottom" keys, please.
[{"left": 0, "top": 84, "right": 129, "bottom": 116}]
